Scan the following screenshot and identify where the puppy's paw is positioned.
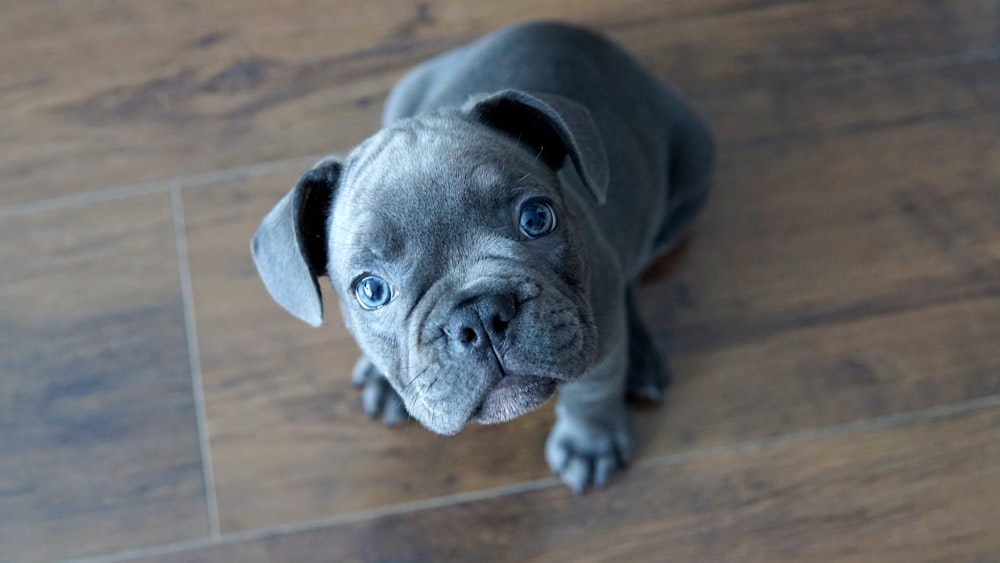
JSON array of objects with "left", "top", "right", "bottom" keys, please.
[
  {"left": 351, "top": 356, "right": 409, "bottom": 426},
  {"left": 625, "top": 290, "right": 671, "bottom": 402},
  {"left": 626, "top": 343, "right": 671, "bottom": 402},
  {"left": 544, "top": 407, "right": 633, "bottom": 494}
]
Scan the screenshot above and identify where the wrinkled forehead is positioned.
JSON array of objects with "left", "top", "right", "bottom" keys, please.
[
  {"left": 328, "top": 115, "right": 555, "bottom": 273},
  {"left": 343, "top": 116, "right": 542, "bottom": 202}
]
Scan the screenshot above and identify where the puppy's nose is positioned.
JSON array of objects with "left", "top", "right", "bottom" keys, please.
[{"left": 446, "top": 294, "right": 517, "bottom": 350}]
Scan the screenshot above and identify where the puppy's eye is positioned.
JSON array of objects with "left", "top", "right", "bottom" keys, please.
[
  {"left": 518, "top": 199, "right": 557, "bottom": 239},
  {"left": 354, "top": 275, "right": 392, "bottom": 310}
]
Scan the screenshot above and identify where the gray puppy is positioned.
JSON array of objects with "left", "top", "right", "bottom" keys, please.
[{"left": 252, "top": 22, "right": 713, "bottom": 493}]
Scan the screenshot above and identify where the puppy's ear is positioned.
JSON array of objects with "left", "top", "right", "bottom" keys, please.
[
  {"left": 465, "top": 90, "right": 609, "bottom": 204},
  {"left": 251, "top": 157, "right": 340, "bottom": 327}
]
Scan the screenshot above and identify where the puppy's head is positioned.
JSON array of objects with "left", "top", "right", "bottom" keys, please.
[{"left": 252, "top": 90, "right": 608, "bottom": 434}]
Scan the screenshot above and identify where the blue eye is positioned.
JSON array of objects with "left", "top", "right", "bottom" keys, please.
[
  {"left": 354, "top": 275, "right": 392, "bottom": 310},
  {"left": 519, "top": 199, "right": 557, "bottom": 239}
]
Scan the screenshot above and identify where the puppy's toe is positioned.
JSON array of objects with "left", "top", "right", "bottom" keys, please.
[
  {"left": 351, "top": 355, "right": 378, "bottom": 387},
  {"left": 627, "top": 379, "right": 667, "bottom": 402},
  {"left": 382, "top": 391, "right": 408, "bottom": 426},
  {"left": 561, "top": 456, "right": 591, "bottom": 495},
  {"left": 353, "top": 355, "right": 410, "bottom": 425},
  {"left": 593, "top": 453, "right": 618, "bottom": 488},
  {"left": 361, "top": 376, "right": 391, "bottom": 418},
  {"left": 626, "top": 347, "right": 671, "bottom": 402}
]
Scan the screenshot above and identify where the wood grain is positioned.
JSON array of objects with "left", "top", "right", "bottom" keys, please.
[
  {"left": 1, "top": 0, "right": 998, "bottom": 561},
  {"left": 1, "top": 1, "right": 996, "bottom": 207},
  {"left": 182, "top": 125, "right": 999, "bottom": 533},
  {"left": 162, "top": 0, "right": 1000, "bottom": 536},
  {"left": 143, "top": 403, "right": 1000, "bottom": 563},
  {"left": 0, "top": 195, "right": 207, "bottom": 561},
  {"left": 644, "top": 109, "right": 1000, "bottom": 352}
]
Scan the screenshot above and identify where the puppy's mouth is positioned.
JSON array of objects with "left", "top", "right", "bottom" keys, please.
[{"left": 472, "top": 374, "right": 558, "bottom": 425}]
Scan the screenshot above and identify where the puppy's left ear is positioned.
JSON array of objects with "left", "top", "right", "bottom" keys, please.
[
  {"left": 465, "top": 90, "right": 609, "bottom": 204},
  {"left": 250, "top": 157, "right": 340, "bottom": 327}
]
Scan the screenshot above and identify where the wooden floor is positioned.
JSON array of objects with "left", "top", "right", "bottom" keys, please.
[{"left": 2, "top": 1, "right": 998, "bottom": 561}]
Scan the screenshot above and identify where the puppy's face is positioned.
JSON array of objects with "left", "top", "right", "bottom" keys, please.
[
  {"left": 252, "top": 90, "right": 610, "bottom": 435},
  {"left": 328, "top": 113, "right": 598, "bottom": 434}
]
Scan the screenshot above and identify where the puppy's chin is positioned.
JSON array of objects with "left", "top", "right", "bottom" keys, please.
[
  {"left": 473, "top": 375, "right": 558, "bottom": 425},
  {"left": 407, "top": 373, "right": 558, "bottom": 435}
]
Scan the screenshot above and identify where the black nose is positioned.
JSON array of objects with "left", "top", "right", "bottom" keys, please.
[{"left": 446, "top": 294, "right": 517, "bottom": 351}]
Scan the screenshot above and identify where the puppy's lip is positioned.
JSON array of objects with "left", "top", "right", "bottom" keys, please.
[{"left": 472, "top": 375, "right": 558, "bottom": 425}]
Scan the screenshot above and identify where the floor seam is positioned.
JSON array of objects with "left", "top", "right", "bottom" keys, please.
[
  {"left": 0, "top": 153, "right": 325, "bottom": 220},
  {"left": 636, "top": 392, "right": 1000, "bottom": 473},
  {"left": 170, "top": 186, "right": 222, "bottom": 541},
  {"left": 5, "top": 44, "right": 1000, "bottom": 223},
  {"left": 62, "top": 391, "right": 1000, "bottom": 563},
  {"left": 666, "top": 276, "right": 1000, "bottom": 355}
]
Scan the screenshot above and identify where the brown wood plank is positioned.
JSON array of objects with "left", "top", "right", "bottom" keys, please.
[
  {"left": 1, "top": 1, "right": 997, "bottom": 207},
  {"left": 184, "top": 155, "right": 1000, "bottom": 533},
  {"left": 144, "top": 403, "right": 1000, "bottom": 563},
  {"left": 0, "top": 195, "right": 208, "bottom": 561},
  {"left": 637, "top": 294, "right": 1000, "bottom": 456},
  {"left": 643, "top": 109, "right": 1000, "bottom": 352},
  {"left": 177, "top": 1, "right": 1000, "bottom": 532},
  {"left": 623, "top": 1, "right": 1000, "bottom": 142},
  {"left": 4, "top": 1, "right": 993, "bottom": 559}
]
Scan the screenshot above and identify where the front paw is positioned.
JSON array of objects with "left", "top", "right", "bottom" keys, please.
[
  {"left": 351, "top": 355, "right": 409, "bottom": 426},
  {"left": 544, "top": 405, "right": 633, "bottom": 494}
]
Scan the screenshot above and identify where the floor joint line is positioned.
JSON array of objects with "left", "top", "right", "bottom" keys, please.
[
  {"left": 170, "top": 185, "right": 222, "bottom": 541},
  {"left": 0, "top": 154, "right": 325, "bottom": 220},
  {"left": 62, "top": 392, "right": 1000, "bottom": 563}
]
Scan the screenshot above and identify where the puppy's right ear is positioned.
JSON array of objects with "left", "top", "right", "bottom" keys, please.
[{"left": 251, "top": 157, "right": 341, "bottom": 327}]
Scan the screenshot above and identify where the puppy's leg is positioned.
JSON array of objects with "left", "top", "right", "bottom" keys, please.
[
  {"left": 652, "top": 112, "right": 715, "bottom": 256},
  {"left": 351, "top": 355, "right": 409, "bottom": 426},
  {"left": 625, "top": 286, "right": 670, "bottom": 401},
  {"left": 545, "top": 307, "right": 631, "bottom": 494},
  {"left": 382, "top": 45, "right": 469, "bottom": 123}
]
